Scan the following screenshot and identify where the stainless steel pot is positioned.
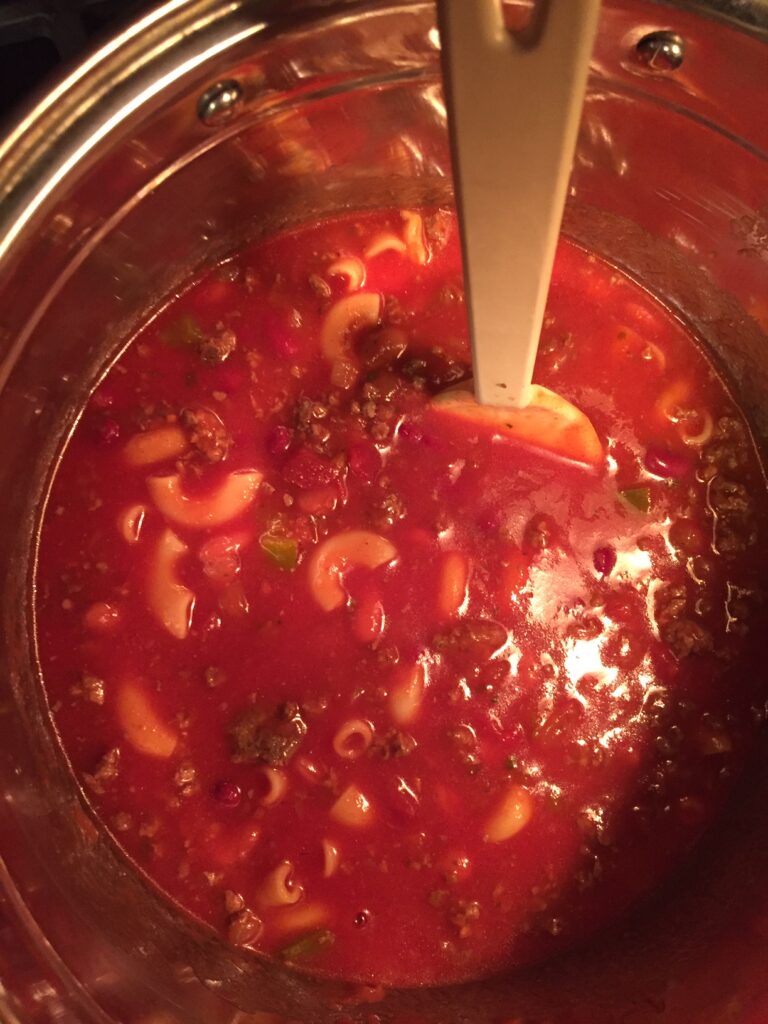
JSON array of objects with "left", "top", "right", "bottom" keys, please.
[{"left": 1, "top": 2, "right": 768, "bottom": 1022}]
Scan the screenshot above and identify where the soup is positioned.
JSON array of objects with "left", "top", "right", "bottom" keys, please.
[{"left": 36, "top": 209, "right": 768, "bottom": 987}]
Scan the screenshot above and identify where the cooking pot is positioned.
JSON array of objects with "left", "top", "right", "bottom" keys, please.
[{"left": 1, "top": 1, "right": 767, "bottom": 1021}]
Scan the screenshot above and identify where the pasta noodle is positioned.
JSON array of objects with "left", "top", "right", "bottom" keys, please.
[
  {"left": 259, "top": 860, "right": 303, "bottom": 907},
  {"left": 332, "top": 719, "right": 373, "bottom": 760},
  {"left": 295, "top": 757, "right": 324, "bottom": 784},
  {"left": 680, "top": 410, "right": 714, "bottom": 447},
  {"left": 320, "top": 292, "right": 381, "bottom": 362},
  {"left": 484, "top": 785, "right": 533, "bottom": 843},
  {"left": 123, "top": 425, "right": 187, "bottom": 466},
  {"left": 614, "top": 325, "right": 667, "bottom": 372},
  {"left": 327, "top": 256, "right": 366, "bottom": 292},
  {"left": 330, "top": 785, "right": 373, "bottom": 828},
  {"left": 146, "top": 528, "right": 195, "bottom": 639},
  {"left": 642, "top": 341, "right": 667, "bottom": 370},
  {"left": 351, "top": 591, "right": 385, "bottom": 644},
  {"left": 117, "top": 680, "right": 177, "bottom": 759},
  {"left": 437, "top": 551, "right": 469, "bottom": 618},
  {"left": 308, "top": 530, "right": 397, "bottom": 612},
  {"left": 653, "top": 378, "right": 713, "bottom": 446},
  {"left": 364, "top": 232, "right": 407, "bottom": 260},
  {"left": 321, "top": 838, "right": 340, "bottom": 878},
  {"left": 147, "top": 469, "right": 262, "bottom": 529},
  {"left": 259, "top": 766, "right": 288, "bottom": 806},
  {"left": 271, "top": 902, "right": 329, "bottom": 938},
  {"left": 389, "top": 663, "right": 425, "bottom": 726},
  {"left": 118, "top": 503, "right": 146, "bottom": 544},
  {"left": 401, "top": 210, "right": 429, "bottom": 265},
  {"left": 655, "top": 379, "right": 691, "bottom": 422}
]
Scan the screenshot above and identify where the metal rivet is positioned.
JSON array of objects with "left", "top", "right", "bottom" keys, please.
[
  {"left": 197, "top": 80, "right": 244, "bottom": 127},
  {"left": 635, "top": 30, "right": 685, "bottom": 72}
]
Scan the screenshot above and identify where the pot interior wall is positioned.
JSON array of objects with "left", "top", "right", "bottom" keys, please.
[{"left": 0, "top": 2, "right": 767, "bottom": 1022}]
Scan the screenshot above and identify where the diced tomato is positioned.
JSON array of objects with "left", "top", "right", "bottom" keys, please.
[
  {"left": 380, "top": 774, "right": 420, "bottom": 824},
  {"left": 283, "top": 448, "right": 338, "bottom": 489},
  {"left": 403, "top": 526, "right": 438, "bottom": 551},
  {"left": 347, "top": 442, "right": 381, "bottom": 483},
  {"left": 200, "top": 822, "right": 261, "bottom": 868},
  {"left": 260, "top": 304, "right": 301, "bottom": 359},
  {"left": 84, "top": 601, "right": 121, "bottom": 632},
  {"left": 198, "top": 533, "right": 249, "bottom": 585},
  {"left": 266, "top": 424, "right": 295, "bottom": 458},
  {"left": 297, "top": 485, "right": 339, "bottom": 515}
]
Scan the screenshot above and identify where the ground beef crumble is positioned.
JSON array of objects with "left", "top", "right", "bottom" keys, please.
[
  {"left": 662, "top": 618, "right": 714, "bottom": 659},
  {"left": 358, "top": 326, "right": 408, "bottom": 372},
  {"left": 181, "top": 406, "right": 232, "bottom": 463},
  {"left": 70, "top": 673, "right": 105, "bottom": 705},
  {"left": 655, "top": 583, "right": 713, "bottom": 658},
  {"left": 434, "top": 618, "right": 508, "bottom": 656},
  {"left": 370, "top": 492, "right": 406, "bottom": 530},
  {"left": 709, "top": 476, "right": 756, "bottom": 554},
  {"left": 174, "top": 761, "right": 198, "bottom": 797},
  {"left": 205, "top": 666, "right": 227, "bottom": 688},
  {"left": 369, "top": 730, "right": 417, "bottom": 759},
  {"left": 199, "top": 327, "right": 236, "bottom": 365},
  {"left": 84, "top": 747, "right": 120, "bottom": 793},
  {"left": 701, "top": 416, "right": 749, "bottom": 475},
  {"left": 523, "top": 514, "right": 559, "bottom": 553},
  {"left": 229, "top": 702, "right": 307, "bottom": 766}
]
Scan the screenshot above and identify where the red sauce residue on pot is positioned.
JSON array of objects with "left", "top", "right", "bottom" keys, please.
[{"left": 36, "top": 209, "right": 768, "bottom": 986}]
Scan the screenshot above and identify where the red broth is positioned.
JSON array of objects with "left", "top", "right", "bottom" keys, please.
[{"left": 36, "top": 209, "right": 768, "bottom": 986}]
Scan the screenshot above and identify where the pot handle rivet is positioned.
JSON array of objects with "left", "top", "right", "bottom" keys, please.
[
  {"left": 197, "top": 80, "right": 244, "bottom": 126},
  {"left": 634, "top": 30, "right": 685, "bottom": 72}
]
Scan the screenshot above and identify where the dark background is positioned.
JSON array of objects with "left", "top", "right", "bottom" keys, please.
[{"left": 0, "top": 0, "right": 158, "bottom": 123}]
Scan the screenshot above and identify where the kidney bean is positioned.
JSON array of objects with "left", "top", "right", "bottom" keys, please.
[
  {"left": 593, "top": 546, "right": 617, "bottom": 576},
  {"left": 267, "top": 424, "right": 294, "bottom": 458},
  {"left": 644, "top": 446, "right": 690, "bottom": 478},
  {"left": 212, "top": 780, "right": 242, "bottom": 807}
]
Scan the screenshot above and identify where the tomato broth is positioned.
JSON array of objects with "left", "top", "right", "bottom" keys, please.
[{"left": 36, "top": 209, "right": 768, "bottom": 986}]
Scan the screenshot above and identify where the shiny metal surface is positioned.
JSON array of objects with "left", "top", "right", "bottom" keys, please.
[
  {"left": 0, "top": 1, "right": 767, "bottom": 1023},
  {"left": 197, "top": 79, "right": 246, "bottom": 126},
  {"left": 634, "top": 28, "right": 686, "bottom": 68}
]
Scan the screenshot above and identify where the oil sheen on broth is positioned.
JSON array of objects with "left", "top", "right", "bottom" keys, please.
[{"left": 36, "top": 209, "right": 768, "bottom": 986}]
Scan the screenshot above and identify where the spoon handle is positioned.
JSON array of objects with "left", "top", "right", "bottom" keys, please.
[{"left": 438, "top": 0, "right": 601, "bottom": 408}]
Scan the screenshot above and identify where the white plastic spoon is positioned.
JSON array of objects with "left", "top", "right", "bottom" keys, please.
[{"left": 438, "top": 0, "right": 601, "bottom": 409}]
